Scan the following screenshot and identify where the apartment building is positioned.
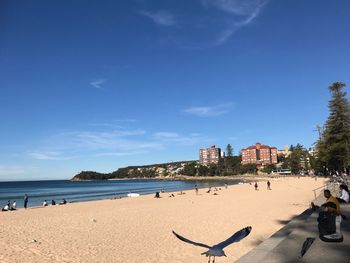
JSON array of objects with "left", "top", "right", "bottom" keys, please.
[
  {"left": 241, "top": 142, "right": 278, "bottom": 166},
  {"left": 199, "top": 145, "right": 222, "bottom": 165}
]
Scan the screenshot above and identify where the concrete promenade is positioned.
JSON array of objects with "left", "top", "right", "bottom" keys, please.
[{"left": 237, "top": 204, "right": 350, "bottom": 263}]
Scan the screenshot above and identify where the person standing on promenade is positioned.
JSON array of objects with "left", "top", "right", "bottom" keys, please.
[
  {"left": 24, "top": 194, "right": 28, "bottom": 209},
  {"left": 267, "top": 181, "right": 271, "bottom": 190},
  {"left": 254, "top": 182, "right": 258, "bottom": 191}
]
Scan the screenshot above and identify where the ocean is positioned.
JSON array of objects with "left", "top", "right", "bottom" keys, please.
[{"left": 0, "top": 179, "right": 240, "bottom": 208}]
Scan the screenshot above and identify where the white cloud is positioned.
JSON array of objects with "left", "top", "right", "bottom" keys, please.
[
  {"left": 140, "top": 10, "right": 176, "bottom": 26},
  {"left": 183, "top": 103, "right": 233, "bottom": 117},
  {"left": 90, "top": 79, "right": 106, "bottom": 89}
]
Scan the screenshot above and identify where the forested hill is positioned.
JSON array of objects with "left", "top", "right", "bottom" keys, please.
[
  {"left": 71, "top": 155, "right": 261, "bottom": 180},
  {"left": 71, "top": 161, "right": 195, "bottom": 180}
]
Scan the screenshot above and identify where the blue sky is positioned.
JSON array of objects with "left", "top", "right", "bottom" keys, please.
[{"left": 1, "top": 0, "right": 350, "bottom": 181}]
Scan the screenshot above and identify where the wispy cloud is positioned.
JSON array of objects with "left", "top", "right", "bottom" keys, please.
[
  {"left": 140, "top": 10, "right": 176, "bottom": 26},
  {"left": 27, "top": 151, "right": 77, "bottom": 160},
  {"left": 153, "top": 132, "right": 179, "bottom": 139},
  {"left": 27, "top": 128, "right": 162, "bottom": 161},
  {"left": 153, "top": 131, "right": 208, "bottom": 146},
  {"left": 147, "top": 0, "right": 269, "bottom": 48},
  {"left": 183, "top": 102, "right": 234, "bottom": 117},
  {"left": 26, "top": 126, "right": 210, "bottom": 161},
  {"left": 0, "top": 165, "right": 26, "bottom": 176},
  {"left": 94, "top": 151, "right": 147, "bottom": 157},
  {"left": 202, "top": 0, "right": 267, "bottom": 16},
  {"left": 203, "top": 0, "right": 269, "bottom": 45},
  {"left": 89, "top": 119, "right": 137, "bottom": 129},
  {"left": 90, "top": 79, "right": 106, "bottom": 89}
]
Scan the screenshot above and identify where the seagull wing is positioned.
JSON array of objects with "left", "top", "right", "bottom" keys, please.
[
  {"left": 214, "top": 226, "right": 252, "bottom": 249},
  {"left": 172, "top": 230, "right": 211, "bottom": 249}
]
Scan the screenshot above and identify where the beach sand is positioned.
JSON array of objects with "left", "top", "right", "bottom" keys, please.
[{"left": 0, "top": 177, "right": 325, "bottom": 263}]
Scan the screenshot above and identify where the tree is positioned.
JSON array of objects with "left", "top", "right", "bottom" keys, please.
[
  {"left": 226, "top": 144, "right": 233, "bottom": 157},
  {"left": 283, "top": 144, "right": 309, "bottom": 174},
  {"left": 239, "top": 164, "right": 257, "bottom": 174},
  {"left": 182, "top": 162, "right": 197, "bottom": 176},
  {"left": 197, "top": 165, "right": 209, "bottom": 176},
  {"left": 316, "top": 82, "right": 350, "bottom": 174},
  {"left": 261, "top": 164, "right": 276, "bottom": 174}
]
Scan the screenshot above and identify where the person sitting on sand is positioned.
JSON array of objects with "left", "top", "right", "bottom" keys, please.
[
  {"left": 337, "top": 184, "right": 349, "bottom": 203},
  {"left": 2, "top": 203, "right": 9, "bottom": 211},
  {"left": 10, "top": 201, "right": 16, "bottom": 211},
  {"left": 43, "top": 200, "right": 48, "bottom": 206},
  {"left": 154, "top": 192, "right": 160, "bottom": 198},
  {"left": 59, "top": 199, "right": 67, "bottom": 205},
  {"left": 51, "top": 200, "right": 56, "bottom": 205}
]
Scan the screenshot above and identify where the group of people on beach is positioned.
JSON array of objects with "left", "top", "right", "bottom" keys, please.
[
  {"left": 1, "top": 194, "right": 68, "bottom": 211},
  {"left": 1, "top": 200, "right": 16, "bottom": 211},
  {"left": 42, "top": 198, "right": 67, "bottom": 206},
  {"left": 253, "top": 180, "right": 271, "bottom": 191}
]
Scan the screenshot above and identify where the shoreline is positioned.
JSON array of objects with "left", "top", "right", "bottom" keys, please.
[{"left": 80, "top": 174, "right": 312, "bottom": 182}]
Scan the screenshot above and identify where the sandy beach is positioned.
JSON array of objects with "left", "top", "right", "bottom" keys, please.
[{"left": 0, "top": 177, "right": 325, "bottom": 263}]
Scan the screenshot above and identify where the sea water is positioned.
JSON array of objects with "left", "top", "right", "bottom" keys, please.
[{"left": 0, "top": 179, "right": 239, "bottom": 208}]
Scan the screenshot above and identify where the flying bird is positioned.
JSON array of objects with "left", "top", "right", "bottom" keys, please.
[{"left": 172, "top": 226, "right": 252, "bottom": 263}]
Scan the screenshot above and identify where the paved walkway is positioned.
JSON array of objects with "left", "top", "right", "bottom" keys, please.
[{"left": 237, "top": 204, "right": 350, "bottom": 263}]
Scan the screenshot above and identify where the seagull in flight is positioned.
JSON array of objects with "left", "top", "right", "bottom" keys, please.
[{"left": 172, "top": 226, "right": 252, "bottom": 263}]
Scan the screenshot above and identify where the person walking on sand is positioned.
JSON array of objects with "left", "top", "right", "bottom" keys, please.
[
  {"left": 195, "top": 185, "right": 198, "bottom": 195},
  {"left": 267, "top": 180, "right": 271, "bottom": 190},
  {"left": 254, "top": 182, "right": 258, "bottom": 191},
  {"left": 24, "top": 194, "right": 28, "bottom": 209}
]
